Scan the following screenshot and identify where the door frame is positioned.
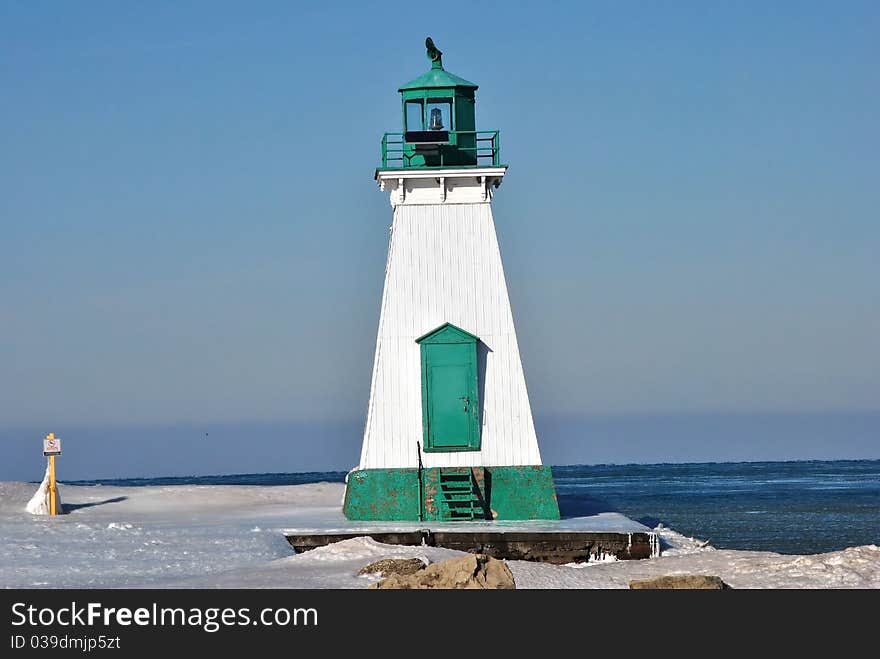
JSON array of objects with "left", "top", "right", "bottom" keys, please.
[{"left": 416, "top": 322, "right": 481, "bottom": 452}]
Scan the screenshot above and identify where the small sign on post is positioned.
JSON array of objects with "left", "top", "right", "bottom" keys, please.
[{"left": 43, "top": 434, "right": 62, "bottom": 456}]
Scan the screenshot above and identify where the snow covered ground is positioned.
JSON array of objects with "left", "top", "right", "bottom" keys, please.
[{"left": 1, "top": 480, "right": 878, "bottom": 589}]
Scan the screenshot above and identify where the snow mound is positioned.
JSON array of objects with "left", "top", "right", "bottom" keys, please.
[
  {"left": 294, "top": 536, "right": 439, "bottom": 566},
  {"left": 25, "top": 463, "right": 63, "bottom": 515}
]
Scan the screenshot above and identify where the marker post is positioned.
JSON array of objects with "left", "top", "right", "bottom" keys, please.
[{"left": 42, "top": 432, "right": 62, "bottom": 516}]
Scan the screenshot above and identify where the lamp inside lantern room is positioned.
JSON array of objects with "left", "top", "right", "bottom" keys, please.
[{"left": 429, "top": 107, "right": 444, "bottom": 131}]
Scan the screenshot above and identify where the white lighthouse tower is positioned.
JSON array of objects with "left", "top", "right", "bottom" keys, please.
[{"left": 344, "top": 38, "right": 559, "bottom": 521}]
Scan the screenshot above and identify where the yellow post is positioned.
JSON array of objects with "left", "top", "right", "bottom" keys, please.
[
  {"left": 44, "top": 432, "right": 60, "bottom": 516},
  {"left": 48, "top": 454, "right": 57, "bottom": 516}
]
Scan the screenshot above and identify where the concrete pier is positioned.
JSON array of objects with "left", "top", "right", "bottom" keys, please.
[{"left": 284, "top": 513, "right": 658, "bottom": 564}]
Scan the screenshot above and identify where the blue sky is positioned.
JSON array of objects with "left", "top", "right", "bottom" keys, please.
[{"left": 2, "top": 2, "right": 878, "bottom": 479}]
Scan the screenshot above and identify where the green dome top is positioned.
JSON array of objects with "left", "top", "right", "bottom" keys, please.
[{"left": 398, "top": 37, "right": 478, "bottom": 92}]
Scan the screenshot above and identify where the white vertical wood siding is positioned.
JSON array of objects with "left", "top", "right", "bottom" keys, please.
[{"left": 359, "top": 202, "right": 542, "bottom": 469}]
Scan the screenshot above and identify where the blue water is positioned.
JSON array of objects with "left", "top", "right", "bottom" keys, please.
[
  {"left": 553, "top": 460, "right": 880, "bottom": 554},
  {"left": 65, "top": 459, "right": 880, "bottom": 555}
]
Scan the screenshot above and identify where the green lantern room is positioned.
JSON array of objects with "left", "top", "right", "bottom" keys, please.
[{"left": 381, "top": 38, "right": 500, "bottom": 170}]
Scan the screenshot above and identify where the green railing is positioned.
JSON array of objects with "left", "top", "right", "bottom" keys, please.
[{"left": 380, "top": 130, "right": 501, "bottom": 169}]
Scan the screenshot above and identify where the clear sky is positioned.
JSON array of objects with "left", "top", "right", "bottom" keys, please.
[{"left": 2, "top": 2, "right": 878, "bottom": 479}]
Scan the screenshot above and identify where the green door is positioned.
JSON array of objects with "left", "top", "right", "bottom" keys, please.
[
  {"left": 416, "top": 323, "right": 480, "bottom": 452},
  {"left": 428, "top": 352, "right": 475, "bottom": 449}
]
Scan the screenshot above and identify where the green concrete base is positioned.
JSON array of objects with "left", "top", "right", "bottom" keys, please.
[
  {"left": 343, "top": 465, "right": 560, "bottom": 521},
  {"left": 343, "top": 468, "right": 421, "bottom": 521},
  {"left": 483, "top": 465, "right": 561, "bottom": 520}
]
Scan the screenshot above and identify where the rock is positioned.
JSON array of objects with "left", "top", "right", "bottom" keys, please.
[
  {"left": 629, "top": 575, "right": 730, "bottom": 589},
  {"left": 370, "top": 553, "right": 515, "bottom": 589},
  {"left": 481, "top": 555, "right": 516, "bottom": 588},
  {"left": 358, "top": 558, "right": 427, "bottom": 577}
]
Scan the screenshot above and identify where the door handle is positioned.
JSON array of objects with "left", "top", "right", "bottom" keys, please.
[{"left": 459, "top": 396, "right": 470, "bottom": 412}]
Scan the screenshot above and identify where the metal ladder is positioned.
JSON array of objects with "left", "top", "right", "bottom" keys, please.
[{"left": 438, "top": 469, "right": 478, "bottom": 520}]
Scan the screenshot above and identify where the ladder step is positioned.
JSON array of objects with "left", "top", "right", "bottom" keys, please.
[{"left": 433, "top": 469, "right": 481, "bottom": 521}]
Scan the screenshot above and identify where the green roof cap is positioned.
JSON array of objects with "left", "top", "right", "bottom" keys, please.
[
  {"left": 398, "top": 37, "right": 478, "bottom": 91},
  {"left": 399, "top": 67, "right": 478, "bottom": 91}
]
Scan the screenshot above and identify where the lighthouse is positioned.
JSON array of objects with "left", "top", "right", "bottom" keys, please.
[{"left": 343, "top": 39, "right": 559, "bottom": 522}]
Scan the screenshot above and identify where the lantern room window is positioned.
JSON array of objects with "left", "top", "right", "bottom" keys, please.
[
  {"left": 426, "top": 100, "right": 452, "bottom": 131},
  {"left": 405, "top": 100, "right": 423, "bottom": 132},
  {"left": 405, "top": 98, "right": 453, "bottom": 132}
]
